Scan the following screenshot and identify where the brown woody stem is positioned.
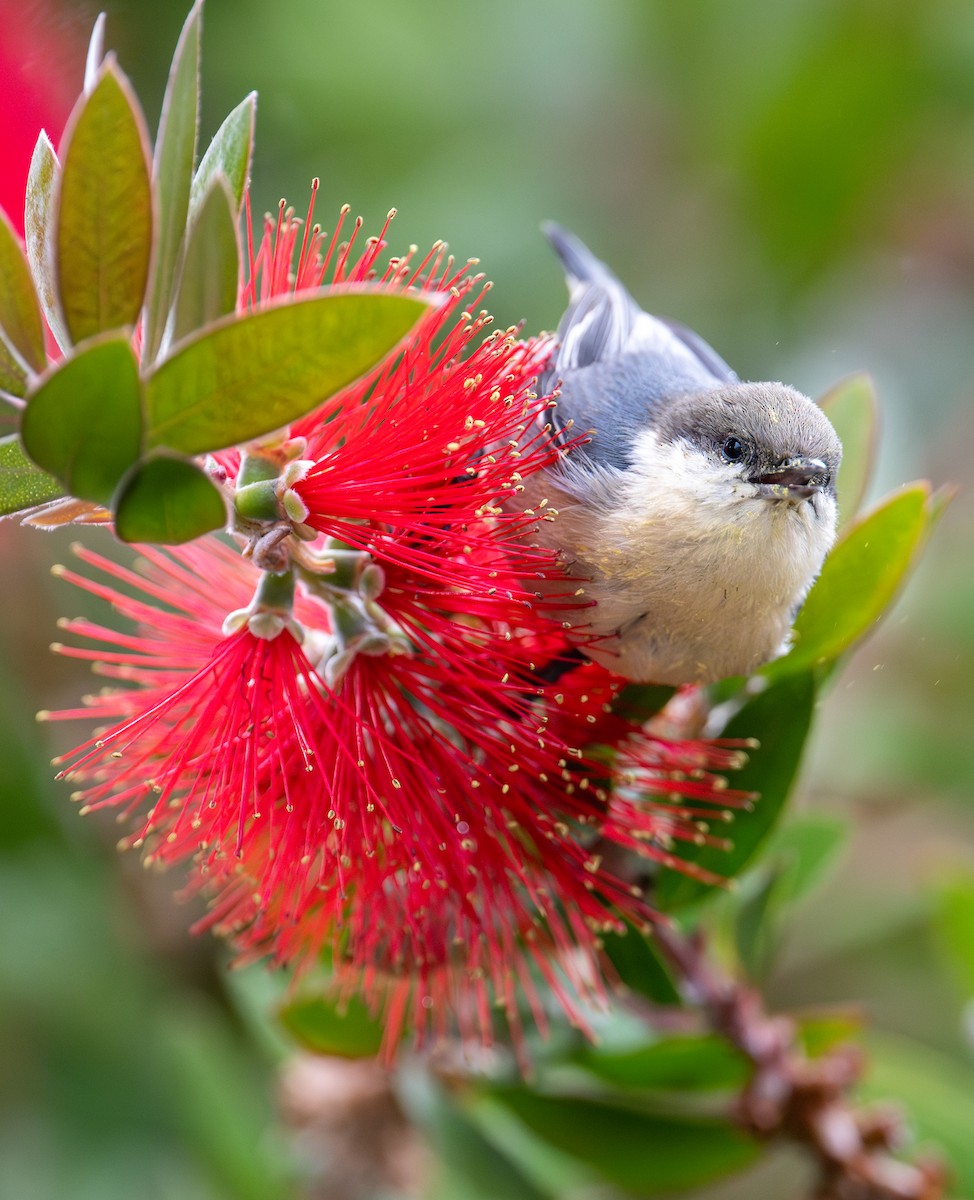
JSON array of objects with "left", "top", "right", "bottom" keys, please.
[{"left": 652, "top": 922, "right": 946, "bottom": 1200}]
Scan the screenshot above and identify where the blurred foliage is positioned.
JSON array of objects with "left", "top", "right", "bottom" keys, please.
[
  {"left": 0, "top": 544, "right": 295, "bottom": 1199},
  {"left": 3, "top": 0, "right": 974, "bottom": 1197}
]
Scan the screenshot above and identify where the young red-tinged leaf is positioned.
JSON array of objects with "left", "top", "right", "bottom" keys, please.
[
  {"left": 113, "top": 452, "right": 225, "bottom": 544},
  {"left": 765, "top": 484, "right": 936, "bottom": 681},
  {"left": 819, "top": 373, "right": 878, "bottom": 529},
  {"left": 171, "top": 173, "right": 240, "bottom": 345},
  {"left": 278, "top": 993, "right": 385, "bottom": 1060},
  {"left": 21, "top": 336, "right": 143, "bottom": 506},
  {"left": 145, "top": 289, "right": 434, "bottom": 455},
  {"left": 143, "top": 1, "right": 202, "bottom": 363},
  {"left": 656, "top": 672, "right": 817, "bottom": 910},
  {"left": 56, "top": 59, "right": 154, "bottom": 344},
  {"left": 486, "top": 1088, "right": 761, "bottom": 1195},
  {"left": 24, "top": 132, "right": 70, "bottom": 352},
  {"left": 0, "top": 435, "right": 64, "bottom": 517},
  {"left": 191, "top": 93, "right": 256, "bottom": 219},
  {"left": 0, "top": 210, "right": 47, "bottom": 373},
  {"left": 0, "top": 338, "right": 28, "bottom": 399},
  {"left": 21, "top": 496, "right": 110, "bottom": 529}
]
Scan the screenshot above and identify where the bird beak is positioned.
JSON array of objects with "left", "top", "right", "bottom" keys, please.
[{"left": 752, "top": 458, "right": 829, "bottom": 500}]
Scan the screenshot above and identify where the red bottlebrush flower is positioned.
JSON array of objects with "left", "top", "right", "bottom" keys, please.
[
  {"left": 44, "top": 534, "right": 746, "bottom": 1057},
  {"left": 197, "top": 646, "right": 640, "bottom": 1056},
  {"left": 37, "top": 189, "right": 751, "bottom": 1057},
  {"left": 241, "top": 184, "right": 403, "bottom": 307},
  {"left": 237, "top": 187, "right": 578, "bottom": 603},
  {"left": 0, "top": 2, "right": 80, "bottom": 234},
  {"left": 287, "top": 313, "right": 564, "bottom": 594},
  {"left": 521, "top": 657, "right": 757, "bottom": 881}
]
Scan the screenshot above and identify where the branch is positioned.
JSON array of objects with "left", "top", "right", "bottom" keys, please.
[{"left": 652, "top": 922, "right": 947, "bottom": 1200}]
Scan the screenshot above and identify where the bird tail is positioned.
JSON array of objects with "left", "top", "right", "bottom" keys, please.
[{"left": 542, "top": 221, "right": 619, "bottom": 287}]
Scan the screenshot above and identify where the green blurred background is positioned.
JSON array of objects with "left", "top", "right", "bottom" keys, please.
[{"left": 2, "top": 0, "right": 974, "bottom": 1196}]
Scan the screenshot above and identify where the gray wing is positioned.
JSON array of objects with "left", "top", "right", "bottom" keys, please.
[{"left": 540, "top": 223, "right": 737, "bottom": 470}]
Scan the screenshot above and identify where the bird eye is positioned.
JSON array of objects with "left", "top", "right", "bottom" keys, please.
[{"left": 721, "top": 436, "right": 746, "bottom": 463}]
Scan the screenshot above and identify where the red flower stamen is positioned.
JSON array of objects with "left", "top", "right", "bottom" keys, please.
[
  {"left": 45, "top": 536, "right": 746, "bottom": 1053},
  {"left": 33, "top": 189, "right": 755, "bottom": 1056}
]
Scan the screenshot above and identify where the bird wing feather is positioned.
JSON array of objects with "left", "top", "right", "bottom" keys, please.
[{"left": 539, "top": 223, "right": 737, "bottom": 470}]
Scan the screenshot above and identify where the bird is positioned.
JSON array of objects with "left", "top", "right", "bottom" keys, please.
[{"left": 520, "top": 223, "right": 842, "bottom": 686}]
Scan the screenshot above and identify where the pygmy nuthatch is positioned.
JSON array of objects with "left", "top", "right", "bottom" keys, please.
[{"left": 524, "top": 224, "right": 842, "bottom": 686}]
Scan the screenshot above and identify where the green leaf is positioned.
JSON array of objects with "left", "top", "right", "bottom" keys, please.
[
  {"left": 576, "top": 1034, "right": 750, "bottom": 1093},
  {"left": 56, "top": 59, "right": 153, "bottom": 344},
  {"left": 156, "top": 1004, "right": 295, "bottom": 1200},
  {"left": 278, "top": 992, "right": 384, "bottom": 1060},
  {"left": 487, "top": 1088, "right": 761, "bottom": 1195},
  {"left": 734, "top": 871, "right": 781, "bottom": 980},
  {"left": 0, "top": 435, "right": 64, "bottom": 516},
  {"left": 113, "top": 453, "right": 225, "bottom": 544},
  {"left": 819, "top": 373, "right": 878, "bottom": 529},
  {"left": 612, "top": 683, "right": 676, "bottom": 723},
  {"left": 0, "top": 209, "right": 46, "bottom": 372},
  {"left": 0, "top": 395, "right": 20, "bottom": 435},
  {"left": 172, "top": 174, "right": 240, "bottom": 345},
  {"left": 83, "top": 12, "right": 107, "bottom": 93},
  {"left": 24, "top": 131, "right": 69, "bottom": 351},
  {"left": 0, "top": 337, "right": 28, "bottom": 399},
  {"left": 145, "top": 290, "right": 433, "bottom": 455},
  {"left": 601, "top": 921, "right": 682, "bottom": 1005},
  {"left": 860, "top": 1033, "right": 974, "bottom": 1194},
  {"left": 932, "top": 872, "right": 974, "bottom": 998},
  {"left": 463, "top": 1097, "right": 600, "bottom": 1200},
  {"left": 191, "top": 93, "right": 256, "bottom": 218},
  {"left": 735, "top": 816, "right": 846, "bottom": 978},
  {"left": 798, "top": 1011, "right": 863, "bottom": 1059},
  {"left": 21, "top": 336, "right": 143, "bottom": 505},
  {"left": 765, "top": 485, "right": 935, "bottom": 681},
  {"left": 766, "top": 815, "right": 847, "bottom": 904},
  {"left": 143, "top": 1, "right": 202, "bottom": 363},
  {"left": 656, "top": 672, "right": 817, "bottom": 910},
  {"left": 428, "top": 1106, "right": 555, "bottom": 1200},
  {"left": 403, "top": 1076, "right": 556, "bottom": 1200}
]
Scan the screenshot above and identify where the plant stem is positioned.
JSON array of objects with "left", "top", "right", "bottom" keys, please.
[{"left": 652, "top": 923, "right": 946, "bottom": 1200}]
